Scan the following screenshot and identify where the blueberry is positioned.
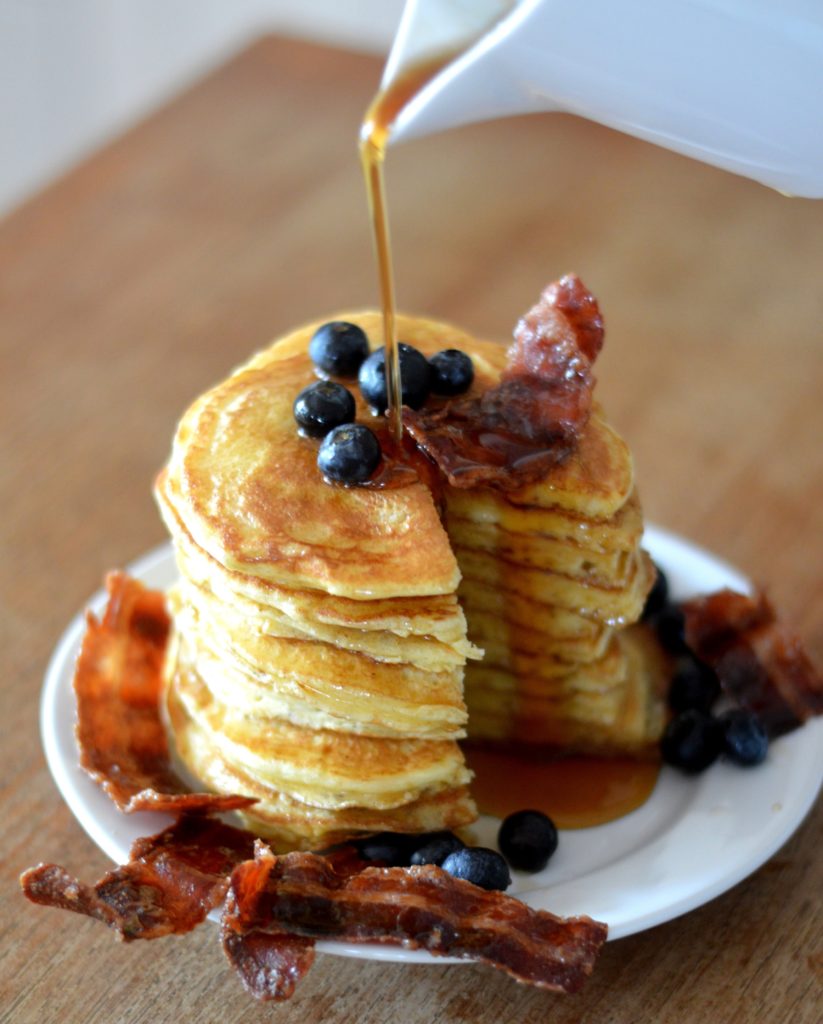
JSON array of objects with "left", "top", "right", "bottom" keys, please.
[
  {"left": 293, "top": 381, "right": 356, "bottom": 438},
  {"left": 441, "top": 847, "right": 511, "bottom": 891},
  {"left": 497, "top": 810, "right": 558, "bottom": 872},
  {"left": 429, "top": 349, "right": 474, "bottom": 396},
  {"left": 642, "top": 566, "right": 669, "bottom": 621},
  {"left": 358, "top": 343, "right": 431, "bottom": 413},
  {"left": 410, "top": 832, "right": 465, "bottom": 867},
  {"left": 317, "top": 424, "right": 381, "bottom": 484},
  {"left": 719, "top": 709, "right": 769, "bottom": 767},
  {"left": 652, "top": 604, "right": 690, "bottom": 654},
  {"left": 668, "top": 656, "right": 721, "bottom": 714},
  {"left": 309, "top": 321, "right": 370, "bottom": 377},
  {"left": 355, "top": 832, "right": 414, "bottom": 867},
  {"left": 661, "top": 710, "right": 723, "bottom": 774}
]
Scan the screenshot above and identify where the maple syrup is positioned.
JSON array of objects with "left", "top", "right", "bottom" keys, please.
[
  {"left": 464, "top": 746, "right": 660, "bottom": 829},
  {"left": 361, "top": 422, "right": 441, "bottom": 494}
]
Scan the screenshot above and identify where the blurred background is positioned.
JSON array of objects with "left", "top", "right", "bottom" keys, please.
[{"left": 0, "top": 0, "right": 404, "bottom": 215}]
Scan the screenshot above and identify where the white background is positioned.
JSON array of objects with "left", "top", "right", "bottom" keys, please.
[{"left": 0, "top": 0, "right": 405, "bottom": 217}]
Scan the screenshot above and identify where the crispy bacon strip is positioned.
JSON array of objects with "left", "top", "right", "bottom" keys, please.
[
  {"left": 508, "top": 274, "right": 604, "bottom": 378},
  {"left": 221, "top": 842, "right": 377, "bottom": 1000},
  {"left": 20, "top": 816, "right": 255, "bottom": 940},
  {"left": 682, "top": 589, "right": 823, "bottom": 736},
  {"left": 222, "top": 843, "right": 607, "bottom": 997},
  {"left": 75, "top": 572, "right": 255, "bottom": 813},
  {"left": 404, "top": 274, "right": 603, "bottom": 489}
]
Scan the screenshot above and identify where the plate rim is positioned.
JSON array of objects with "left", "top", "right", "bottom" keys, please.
[{"left": 40, "top": 528, "right": 823, "bottom": 962}]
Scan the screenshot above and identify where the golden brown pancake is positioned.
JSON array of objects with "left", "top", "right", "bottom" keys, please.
[
  {"left": 465, "top": 627, "right": 670, "bottom": 755},
  {"left": 165, "top": 669, "right": 475, "bottom": 850},
  {"left": 168, "top": 589, "right": 469, "bottom": 739},
  {"left": 159, "top": 484, "right": 471, "bottom": 644},
  {"left": 445, "top": 517, "right": 634, "bottom": 583},
  {"left": 454, "top": 548, "right": 653, "bottom": 624}
]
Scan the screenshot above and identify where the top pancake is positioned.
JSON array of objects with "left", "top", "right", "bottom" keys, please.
[
  {"left": 157, "top": 479, "right": 470, "bottom": 643},
  {"left": 160, "top": 312, "right": 635, "bottom": 601}
]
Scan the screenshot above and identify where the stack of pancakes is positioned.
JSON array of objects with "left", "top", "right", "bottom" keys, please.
[
  {"left": 156, "top": 311, "right": 666, "bottom": 850},
  {"left": 156, "top": 314, "right": 483, "bottom": 849}
]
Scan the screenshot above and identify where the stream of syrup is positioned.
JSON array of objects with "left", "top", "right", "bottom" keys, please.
[{"left": 360, "top": 54, "right": 456, "bottom": 443}]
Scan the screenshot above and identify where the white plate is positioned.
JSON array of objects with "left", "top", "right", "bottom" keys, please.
[{"left": 41, "top": 526, "right": 823, "bottom": 962}]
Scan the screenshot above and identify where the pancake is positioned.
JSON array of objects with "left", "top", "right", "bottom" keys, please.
[
  {"left": 444, "top": 486, "right": 645, "bottom": 552},
  {"left": 454, "top": 548, "right": 653, "bottom": 625},
  {"left": 473, "top": 635, "right": 626, "bottom": 687},
  {"left": 169, "top": 664, "right": 470, "bottom": 806},
  {"left": 466, "top": 626, "right": 669, "bottom": 755},
  {"left": 463, "top": 607, "right": 612, "bottom": 663},
  {"left": 156, "top": 304, "right": 666, "bottom": 849},
  {"left": 157, "top": 468, "right": 471, "bottom": 646},
  {"left": 166, "top": 671, "right": 475, "bottom": 850},
  {"left": 169, "top": 590, "right": 468, "bottom": 739},
  {"left": 503, "top": 415, "right": 635, "bottom": 518},
  {"left": 178, "top": 576, "right": 471, "bottom": 673},
  {"left": 445, "top": 517, "right": 633, "bottom": 583}
]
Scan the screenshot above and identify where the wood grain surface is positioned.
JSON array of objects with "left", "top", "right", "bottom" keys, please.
[{"left": 1, "top": 37, "right": 821, "bottom": 1024}]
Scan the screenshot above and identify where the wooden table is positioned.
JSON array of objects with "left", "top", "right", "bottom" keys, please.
[{"left": 2, "top": 37, "right": 821, "bottom": 1024}]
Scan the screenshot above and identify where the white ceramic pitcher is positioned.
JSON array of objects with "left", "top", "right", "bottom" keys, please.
[{"left": 382, "top": 0, "right": 823, "bottom": 198}]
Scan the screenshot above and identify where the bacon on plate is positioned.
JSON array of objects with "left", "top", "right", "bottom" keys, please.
[
  {"left": 682, "top": 589, "right": 823, "bottom": 735},
  {"left": 21, "top": 816, "right": 255, "bottom": 940},
  {"left": 75, "top": 572, "right": 255, "bottom": 813},
  {"left": 222, "top": 841, "right": 608, "bottom": 997}
]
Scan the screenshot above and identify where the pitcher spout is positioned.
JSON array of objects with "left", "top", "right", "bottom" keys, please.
[
  {"left": 383, "top": 0, "right": 546, "bottom": 146},
  {"left": 381, "top": 0, "right": 823, "bottom": 198}
]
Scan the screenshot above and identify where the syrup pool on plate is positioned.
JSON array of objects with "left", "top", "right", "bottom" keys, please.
[{"left": 464, "top": 747, "right": 660, "bottom": 829}]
